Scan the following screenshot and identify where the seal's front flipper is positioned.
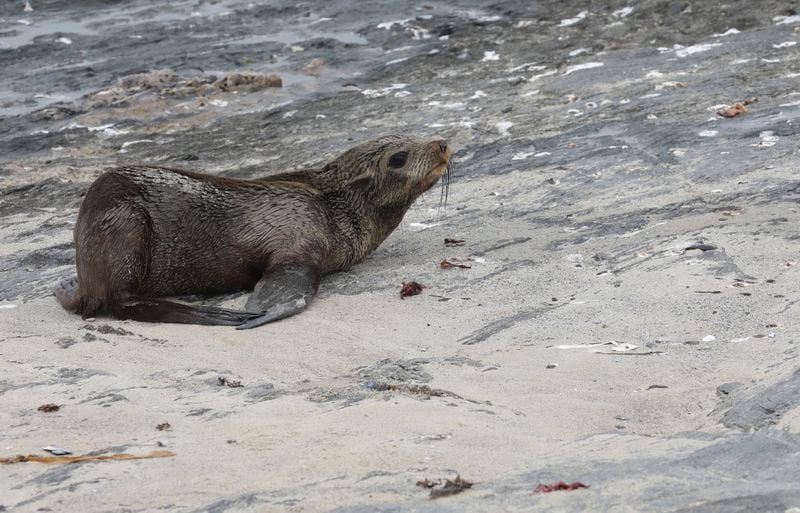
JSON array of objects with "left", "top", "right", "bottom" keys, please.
[{"left": 236, "top": 263, "right": 320, "bottom": 330}]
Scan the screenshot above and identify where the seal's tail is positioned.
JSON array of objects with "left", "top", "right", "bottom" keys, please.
[{"left": 111, "top": 297, "right": 261, "bottom": 326}]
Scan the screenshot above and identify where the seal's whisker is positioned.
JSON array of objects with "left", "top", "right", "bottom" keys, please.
[
  {"left": 447, "top": 159, "right": 452, "bottom": 208},
  {"left": 444, "top": 159, "right": 452, "bottom": 210},
  {"left": 435, "top": 159, "right": 453, "bottom": 223},
  {"left": 437, "top": 172, "right": 446, "bottom": 221}
]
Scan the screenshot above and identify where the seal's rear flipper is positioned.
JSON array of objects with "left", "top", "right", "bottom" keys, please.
[
  {"left": 237, "top": 263, "right": 320, "bottom": 330},
  {"left": 54, "top": 276, "right": 80, "bottom": 311},
  {"left": 114, "top": 297, "right": 261, "bottom": 326}
]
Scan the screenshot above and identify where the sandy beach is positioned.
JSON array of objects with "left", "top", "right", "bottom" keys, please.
[{"left": 2, "top": 1, "right": 800, "bottom": 511}]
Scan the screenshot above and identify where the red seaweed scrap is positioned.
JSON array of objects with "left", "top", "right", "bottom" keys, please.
[
  {"left": 400, "top": 281, "right": 425, "bottom": 299},
  {"left": 440, "top": 259, "right": 471, "bottom": 269},
  {"left": 534, "top": 481, "right": 589, "bottom": 493},
  {"left": 716, "top": 98, "right": 756, "bottom": 118},
  {"left": 717, "top": 102, "right": 747, "bottom": 118}
]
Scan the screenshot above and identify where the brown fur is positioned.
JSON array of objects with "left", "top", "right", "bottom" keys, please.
[{"left": 56, "top": 135, "right": 450, "bottom": 323}]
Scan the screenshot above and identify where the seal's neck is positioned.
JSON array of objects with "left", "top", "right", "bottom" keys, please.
[{"left": 346, "top": 183, "right": 419, "bottom": 255}]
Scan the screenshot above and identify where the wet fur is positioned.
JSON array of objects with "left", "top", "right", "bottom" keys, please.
[{"left": 56, "top": 135, "right": 450, "bottom": 326}]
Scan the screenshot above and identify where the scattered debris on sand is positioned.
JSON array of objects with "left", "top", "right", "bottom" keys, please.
[
  {"left": 416, "top": 478, "right": 441, "bottom": 488},
  {"left": 83, "top": 69, "right": 283, "bottom": 109},
  {"left": 683, "top": 243, "right": 717, "bottom": 252},
  {"left": 533, "top": 480, "right": 589, "bottom": 493},
  {"left": 417, "top": 475, "right": 474, "bottom": 498},
  {"left": 117, "top": 69, "right": 178, "bottom": 91},
  {"left": 156, "top": 422, "right": 172, "bottom": 431},
  {"left": 213, "top": 72, "right": 282, "bottom": 92},
  {"left": 1, "top": 450, "right": 176, "bottom": 465},
  {"left": 362, "top": 381, "right": 463, "bottom": 400},
  {"left": 37, "top": 403, "right": 60, "bottom": 413},
  {"left": 444, "top": 238, "right": 466, "bottom": 246},
  {"left": 717, "top": 103, "right": 747, "bottom": 117},
  {"left": 717, "top": 97, "right": 756, "bottom": 118},
  {"left": 440, "top": 259, "right": 472, "bottom": 269},
  {"left": 43, "top": 445, "right": 72, "bottom": 456},
  {"left": 400, "top": 281, "right": 425, "bottom": 298},
  {"left": 218, "top": 376, "right": 244, "bottom": 388},
  {"left": 594, "top": 350, "right": 665, "bottom": 356},
  {"left": 82, "top": 324, "right": 134, "bottom": 336}
]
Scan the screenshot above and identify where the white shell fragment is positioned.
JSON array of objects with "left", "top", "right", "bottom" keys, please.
[{"left": 43, "top": 445, "right": 73, "bottom": 456}]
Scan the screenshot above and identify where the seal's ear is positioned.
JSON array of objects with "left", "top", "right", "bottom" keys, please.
[
  {"left": 322, "top": 161, "right": 339, "bottom": 175},
  {"left": 347, "top": 172, "right": 373, "bottom": 188},
  {"left": 325, "top": 160, "right": 370, "bottom": 187}
]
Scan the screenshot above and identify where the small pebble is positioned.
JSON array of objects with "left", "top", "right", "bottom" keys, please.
[{"left": 545, "top": 363, "right": 558, "bottom": 369}]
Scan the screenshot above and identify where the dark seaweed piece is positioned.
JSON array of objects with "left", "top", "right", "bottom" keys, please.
[
  {"left": 400, "top": 281, "right": 425, "bottom": 299},
  {"left": 534, "top": 481, "right": 589, "bottom": 493},
  {"left": 426, "top": 475, "right": 474, "bottom": 498},
  {"left": 440, "top": 259, "right": 471, "bottom": 269}
]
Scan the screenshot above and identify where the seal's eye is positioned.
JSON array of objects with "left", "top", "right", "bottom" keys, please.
[{"left": 388, "top": 151, "right": 408, "bottom": 169}]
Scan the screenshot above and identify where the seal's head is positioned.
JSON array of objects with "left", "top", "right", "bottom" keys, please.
[{"left": 328, "top": 135, "right": 452, "bottom": 210}]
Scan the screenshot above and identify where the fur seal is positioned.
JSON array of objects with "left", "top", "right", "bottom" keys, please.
[{"left": 55, "top": 135, "right": 452, "bottom": 329}]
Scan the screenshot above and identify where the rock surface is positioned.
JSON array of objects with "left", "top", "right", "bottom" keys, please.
[{"left": 2, "top": 1, "right": 800, "bottom": 511}]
